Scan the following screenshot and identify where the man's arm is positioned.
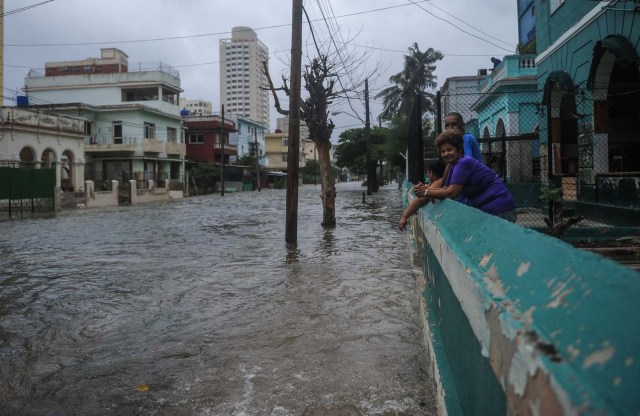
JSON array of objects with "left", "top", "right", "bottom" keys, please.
[
  {"left": 469, "top": 135, "right": 483, "bottom": 162},
  {"left": 399, "top": 196, "right": 428, "bottom": 231}
]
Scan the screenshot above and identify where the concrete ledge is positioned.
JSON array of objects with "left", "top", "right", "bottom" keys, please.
[{"left": 406, "top": 188, "right": 640, "bottom": 415}]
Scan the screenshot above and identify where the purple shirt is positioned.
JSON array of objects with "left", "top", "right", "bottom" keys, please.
[{"left": 445, "top": 155, "right": 516, "bottom": 215}]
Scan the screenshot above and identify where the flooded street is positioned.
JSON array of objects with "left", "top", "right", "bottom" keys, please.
[{"left": 0, "top": 182, "right": 436, "bottom": 415}]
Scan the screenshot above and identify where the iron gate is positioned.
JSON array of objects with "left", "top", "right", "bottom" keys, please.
[{"left": 0, "top": 166, "right": 55, "bottom": 220}]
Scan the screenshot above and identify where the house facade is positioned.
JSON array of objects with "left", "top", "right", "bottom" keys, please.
[
  {"left": 471, "top": 54, "right": 539, "bottom": 186},
  {"left": 23, "top": 48, "right": 186, "bottom": 190},
  {"left": 226, "top": 114, "right": 266, "bottom": 163},
  {"left": 535, "top": 0, "right": 640, "bottom": 207},
  {"left": 263, "top": 130, "right": 313, "bottom": 172},
  {"left": 183, "top": 115, "right": 237, "bottom": 165},
  {"left": 0, "top": 107, "right": 85, "bottom": 191}
]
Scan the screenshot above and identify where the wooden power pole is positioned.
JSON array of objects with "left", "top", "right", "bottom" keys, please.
[
  {"left": 254, "top": 128, "right": 261, "bottom": 192},
  {"left": 364, "top": 79, "right": 372, "bottom": 196},
  {"left": 1, "top": 0, "right": 4, "bottom": 101},
  {"left": 220, "top": 104, "right": 225, "bottom": 197},
  {"left": 286, "top": 0, "right": 302, "bottom": 243}
]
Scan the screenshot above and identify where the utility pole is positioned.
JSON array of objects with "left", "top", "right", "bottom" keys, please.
[
  {"left": 364, "top": 78, "right": 372, "bottom": 196},
  {"left": 286, "top": 0, "right": 302, "bottom": 243},
  {"left": 220, "top": 104, "right": 225, "bottom": 197},
  {"left": 254, "top": 128, "right": 261, "bottom": 192},
  {"left": 1, "top": 0, "right": 4, "bottom": 101}
]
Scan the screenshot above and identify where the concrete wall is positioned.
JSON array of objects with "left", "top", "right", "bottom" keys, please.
[
  {"left": 403, "top": 183, "right": 640, "bottom": 415},
  {"left": 129, "top": 180, "right": 182, "bottom": 205},
  {"left": 85, "top": 180, "right": 119, "bottom": 208}
]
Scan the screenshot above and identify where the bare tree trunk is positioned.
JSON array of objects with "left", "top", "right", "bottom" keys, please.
[{"left": 317, "top": 140, "right": 335, "bottom": 227}]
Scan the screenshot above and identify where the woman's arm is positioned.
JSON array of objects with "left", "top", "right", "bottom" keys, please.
[{"left": 421, "top": 183, "right": 464, "bottom": 199}]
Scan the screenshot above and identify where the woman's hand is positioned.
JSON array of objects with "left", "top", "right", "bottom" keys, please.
[{"left": 414, "top": 182, "right": 427, "bottom": 197}]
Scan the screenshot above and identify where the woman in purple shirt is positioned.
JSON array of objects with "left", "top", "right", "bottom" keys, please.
[{"left": 420, "top": 130, "right": 517, "bottom": 222}]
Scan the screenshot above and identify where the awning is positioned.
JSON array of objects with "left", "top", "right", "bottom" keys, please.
[
  {"left": 266, "top": 171, "right": 287, "bottom": 176},
  {"left": 587, "top": 35, "right": 640, "bottom": 90}
]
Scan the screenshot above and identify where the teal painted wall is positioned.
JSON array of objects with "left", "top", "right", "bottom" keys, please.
[
  {"left": 405, "top": 184, "right": 640, "bottom": 415},
  {"left": 536, "top": 1, "right": 640, "bottom": 99},
  {"left": 421, "top": 234, "right": 506, "bottom": 416},
  {"left": 535, "top": 1, "right": 599, "bottom": 53}
]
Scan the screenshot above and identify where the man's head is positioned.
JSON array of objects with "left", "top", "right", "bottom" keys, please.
[
  {"left": 444, "top": 112, "right": 465, "bottom": 133},
  {"left": 426, "top": 159, "right": 446, "bottom": 183}
]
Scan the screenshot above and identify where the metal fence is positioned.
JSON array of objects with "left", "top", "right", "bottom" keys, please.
[
  {"left": 435, "top": 86, "right": 640, "bottom": 230},
  {"left": 0, "top": 165, "right": 55, "bottom": 220}
]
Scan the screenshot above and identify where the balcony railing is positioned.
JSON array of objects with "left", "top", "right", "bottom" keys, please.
[
  {"left": 479, "top": 54, "right": 537, "bottom": 93},
  {"left": 84, "top": 136, "right": 138, "bottom": 146}
]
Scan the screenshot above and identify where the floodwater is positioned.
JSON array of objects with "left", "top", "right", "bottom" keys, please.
[{"left": 0, "top": 182, "right": 436, "bottom": 415}]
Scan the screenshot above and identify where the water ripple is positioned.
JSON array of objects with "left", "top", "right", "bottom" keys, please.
[{"left": 0, "top": 182, "right": 436, "bottom": 415}]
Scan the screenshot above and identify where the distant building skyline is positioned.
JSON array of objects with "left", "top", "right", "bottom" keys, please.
[{"left": 180, "top": 98, "right": 213, "bottom": 116}]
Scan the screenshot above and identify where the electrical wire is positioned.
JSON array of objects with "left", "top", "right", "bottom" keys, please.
[
  {"left": 406, "top": 0, "right": 515, "bottom": 53},
  {"left": 2, "top": 0, "right": 54, "bottom": 17},
  {"left": 3, "top": 1, "right": 433, "bottom": 47}
]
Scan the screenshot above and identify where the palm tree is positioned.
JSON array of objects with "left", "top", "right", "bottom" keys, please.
[{"left": 376, "top": 43, "right": 443, "bottom": 121}]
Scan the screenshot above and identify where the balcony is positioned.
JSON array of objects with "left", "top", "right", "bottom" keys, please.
[
  {"left": 165, "top": 141, "right": 186, "bottom": 155},
  {"left": 84, "top": 135, "right": 137, "bottom": 152},
  {"left": 84, "top": 136, "right": 186, "bottom": 156},
  {"left": 479, "top": 54, "right": 537, "bottom": 94}
]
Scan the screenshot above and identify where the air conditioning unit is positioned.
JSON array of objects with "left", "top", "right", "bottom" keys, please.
[{"left": 477, "top": 69, "right": 488, "bottom": 76}]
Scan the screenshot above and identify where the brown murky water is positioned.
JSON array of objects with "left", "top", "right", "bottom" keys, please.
[{"left": 0, "top": 182, "right": 436, "bottom": 415}]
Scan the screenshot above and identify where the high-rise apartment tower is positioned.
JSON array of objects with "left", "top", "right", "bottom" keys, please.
[{"left": 219, "top": 27, "right": 270, "bottom": 129}]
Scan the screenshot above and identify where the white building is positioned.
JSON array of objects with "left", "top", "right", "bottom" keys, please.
[
  {"left": 439, "top": 74, "right": 486, "bottom": 134},
  {"left": 179, "top": 98, "right": 213, "bottom": 116},
  {"left": 23, "top": 48, "right": 186, "bottom": 189},
  {"left": 0, "top": 107, "right": 85, "bottom": 192},
  {"left": 219, "top": 27, "right": 270, "bottom": 129}
]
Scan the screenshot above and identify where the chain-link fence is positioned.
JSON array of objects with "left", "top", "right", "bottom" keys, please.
[{"left": 435, "top": 86, "right": 640, "bottom": 230}]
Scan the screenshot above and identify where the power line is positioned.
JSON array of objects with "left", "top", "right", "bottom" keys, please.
[
  {"left": 420, "top": 1, "right": 514, "bottom": 48},
  {"left": 312, "top": 0, "right": 366, "bottom": 123},
  {"left": 4, "top": 1, "right": 433, "bottom": 47},
  {"left": 2, "top": 0, "right": 54, "bottom": 17},
  {"left": 407, "top": 0, "right": 514, "bottom": 53}
]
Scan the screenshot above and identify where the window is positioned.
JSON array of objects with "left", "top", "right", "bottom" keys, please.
[
  {"left": 550, "top": 0, "right": 564, "bottom": 13},
  {"left": 113, "top": 121, "right": 123, "bottom": 144},
  {"left": 121, "top": 87, "right": 158, "bottom": 102},
  {"left": 84, "top": 121, "right": 92, "bottom": 135},
  {"left": 282, "top": 153, "right": 288, "bottom": 162},
  {"left": 144, "top": 122, "right": 156, "bottom": 139},
  {"left": 188, "top": 134, "right": 204, "bottom": 144},
  {"left": 167, "top": 127, "right": 177, "bottom": 143}
]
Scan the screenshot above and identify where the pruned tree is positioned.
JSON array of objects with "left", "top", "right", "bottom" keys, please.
[{"left": 263, "top": 48, "right": 376, "bottom": 227}]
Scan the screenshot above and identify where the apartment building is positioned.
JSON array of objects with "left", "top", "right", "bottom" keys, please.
[{"left": 219, "top": 27, "right": 270, "bottom": 129}]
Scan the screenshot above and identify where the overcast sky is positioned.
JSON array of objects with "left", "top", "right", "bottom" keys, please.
[{"left": 2, "top": 0, "right": 518, "bottom": 138}]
